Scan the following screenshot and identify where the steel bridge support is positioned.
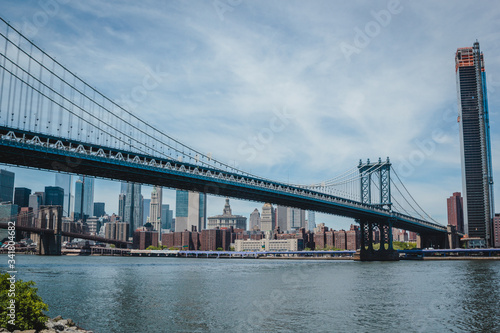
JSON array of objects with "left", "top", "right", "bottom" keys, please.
[
  {"left": 355, "top": 218, "right": 399, "bottom": 261},
  {"left": 36, "top": 206, "right": 62, "bottom": 255},
  {"left": 358, "top": 157, "right": 392, "bottom": 209}
]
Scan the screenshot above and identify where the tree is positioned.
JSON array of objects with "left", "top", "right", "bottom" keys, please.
[
  {"left": 216, "top": 247, "right": 223, "bottom": 251},
  {"left": 0, "top": 273, "right": 48, "bottom": 331}
]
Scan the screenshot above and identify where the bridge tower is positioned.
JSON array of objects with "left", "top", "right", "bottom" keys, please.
[
  {"left": 35, "top": 206, "right": 62, "bottom": 255},
  {"left": 355, "top": 158, "right": 399, "bottom": 261}
]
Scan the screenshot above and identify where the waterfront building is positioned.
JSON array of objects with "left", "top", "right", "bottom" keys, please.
[
  {"left": 234, "top": 238, "right": 302, "bottom": 252},
  {"left": 133, "top": 230, "right": 159, "bottom": 250},
  {"left": 260, "top": 203, "right": 275, "bottom": 232},
  {"left": 104, "top": 219, "right": 129, "bottom": 242},
  {"left": 494, "top": 213, "right": 500, "bottom": 248},
  {"left": 249, "top": 208, "right": 260, "bottom": 230},
  {"left": 456, "top": 42, "right": 495, "bottom": 246},
  {"left": 44, "top": 186, "right": 64, "bottom": 207},
  {"left": 14, "top": 187, "right": 31, "bottom": 209},
  {"left": 207, "top": 198, "right": 247, "bottom": 230},
  {"left": 0, "top": 169, "right": 14, "bottom": 202},
  {"left": 346, "top": 225, "right": 361, "bottom": 250},
  {"left": 124, "top": 183, "right": 143, "bottom": 238},
  {"left": 447, "top": 192, "right": 464, "bottom": 233},
  {"left": 55, "top": 173, "right": 73, "bottom": 217},
  {"left": 175, "top": 190, "right": 206, "bottom": 232},
  {"left": 334, "top": 230, "right": 347, "bottom": 250}
]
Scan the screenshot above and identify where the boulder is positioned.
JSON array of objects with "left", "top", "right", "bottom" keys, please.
[
  {"left": 52, "top": 315, "right": 63, "bottom": 322},
  {"left": 52, "top": 323, "right": 65, "bottom": 331},
  {"left": 67, "top": 318, "right": 75, "bottom": 327}
]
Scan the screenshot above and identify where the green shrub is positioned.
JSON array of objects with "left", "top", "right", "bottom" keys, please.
[{"left": 0, "top": 273, "right": 48, "bottom": 331}]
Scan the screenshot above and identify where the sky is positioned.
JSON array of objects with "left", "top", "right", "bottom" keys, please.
[{"left": 0, "top": 0, "right": 499, "bottom": 230}]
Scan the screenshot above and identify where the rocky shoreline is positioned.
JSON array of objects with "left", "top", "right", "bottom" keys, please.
[{"left": 0, "top": 316, "right": 92, "bottom": 333}]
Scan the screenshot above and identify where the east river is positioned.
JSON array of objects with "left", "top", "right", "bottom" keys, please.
[{"left": 3, "top": 256, "right": 500, "bottom": 332}]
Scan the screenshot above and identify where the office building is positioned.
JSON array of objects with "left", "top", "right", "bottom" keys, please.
[
  {"left": 207, "top": 198, "right": 247, "bottom": 230},
  {"left": 493, "top": 213, "right": 500, "bottom": 248},
  {"left": 55, "top": 173, "right": 73, "bottom": 217},
  {"left": 0, "top": 169, "right": 14, "bottom": 202},
  {"left": 14, "top": 187, "right": 31, "bottom": 209},
  {"left": 124, "top": 183, "right": 143, "bottom": 237},
  {"left": 29, "top": 192, "right": 44, "bottom": 216},
  {"left": 118, "top": 193, "right": 126, "bottom": 219},
  {"left": 149, "top": 187, "right": 162, "bottom": 230},
  {"left": 175, "top": 190, "right": 206, "bottom": 232},
  {"left": 456, "top": 42, "right": 495, "bottom": 246},
  {"left": 78, "top": 176, "right": 95, "bottom": 217},
  {"left": 287, "top": 207, "right": 306, "bottom": 231},
  {"left": 276, "top": 206, "right": 287, "bottom": 232},
  {"left": 447, "top": 192, "right": 464, "bottom": 233},
  {"left": 161, "top": 204, "right": 173, "bottom": 230},
  {"left": 308, "top": 211, "right": 316, "bottom": 232},
  {"left": 249, "top": 208, "right": 261, "bottom": 230},
  {"left": 260, "top": 203, "right": 275, "bottom": 232},
  {"left": 44, "top": 186, "right": 64, "bottom": 207},
  {"left": 93, "top": 202, "right": 106, "bottom": 218},
  {"left": 143, "top": 198, "right": 151, "bottom": 225}
]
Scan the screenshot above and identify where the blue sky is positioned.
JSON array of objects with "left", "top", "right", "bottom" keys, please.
[{"left": 1, "top": 0, "right": 499, "bottom": 230}]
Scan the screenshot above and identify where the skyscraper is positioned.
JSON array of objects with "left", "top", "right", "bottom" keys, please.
[
  {"left": 14, "top": 187, "right": 31, "bottom": 209},
  {"left": 149, "top": 187, "right": 162, "bottom": 232},
  {"left": 79, "top": 176, "right": 95, "bottom": 217},
  {"left": 29, "top": 192, "right": 44, "bottom": 216},
  {"left": 260, "top": 203, "right": 275, "bottom": 232},
  {"left": 161, "top": 204, "right": 173, "bottom": 230},
  {"left": 44, "top": 186, "right": 64, "bottom": 206},
  {"left": 249, "top": 208, "right": 261, "bottom": 230},
  {"left": 175, "top": 190, "right": 206, "bottom": 232},
  {"left": 124, "top": 183, "right": 143, "bottom": 237},
  {"left": 118, "top": 193, "right": 126, "bottom": 219},
  {"left": 286, "top": 207, "right": 306, "bottom": 231},
  {"left": 447, "top": 192, "right": 464, "bottom": 233},
  {"left": 456, "top": 42, "right": 495, "bottom": 246},
  {"left": 0, "top": 169, "right": 14, "bottom": 203},
  {"left": 93, "top": 202, "right": 106, "bottom": 217},
  {"left": 55, "top": 173, "right": 73, "bottom": 217},
  {"left": 276, "top": 206, "right": 288, "bottom": 232},
  {"left": 143, "top": 199, "right": 151, "bottom": 225},
  {"left": 308, "top": 211, "right": 316, "bottom": 232}
]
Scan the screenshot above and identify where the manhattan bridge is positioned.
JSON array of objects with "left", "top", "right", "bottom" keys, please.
[{"left": 0, "top": 18, "right": 456, "bottom": 260}]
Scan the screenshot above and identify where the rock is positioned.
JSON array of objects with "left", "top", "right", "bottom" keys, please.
[
  {"left": 52, "top": 315, "right": 63, "bottom": 322},
  {"left": 45, "top": 321, "right": 55, "bottom": 329},
  {"left": 58, "top": 320, "right": 68, "bottom": 326},
  {"left": 66, "top": 319, "right": 75, "bottom": 327},
  {"left": 40, "top": 330, "right": 57, "bottom": 333},
  {"left": 52, "top": 323, "right": 65, "bottom": 331},
  {"left": 0, "top": 328, "right": 11, "bottom": 333},
  {"left": 19, "top": 330, "right": 36, "bottom": 333}
]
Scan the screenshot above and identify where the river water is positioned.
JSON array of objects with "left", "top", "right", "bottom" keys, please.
[{"left": 4, "top": 256, "right": 500, "bottom": 332}]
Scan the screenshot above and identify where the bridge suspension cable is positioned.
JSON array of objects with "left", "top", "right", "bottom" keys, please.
[{"left": 0, "top": 17, "right": 263, "bottom": 179}]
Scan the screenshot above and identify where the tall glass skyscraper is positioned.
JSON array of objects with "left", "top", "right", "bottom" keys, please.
[
  {"left": 175, "top": 190, "right": 206, "bottom": 232},
  {"left": 55, "top": 173, "right": 73, "bottom": 217},
  {"left": 455, "top": 41, "right": 495, "bottom": 246}
]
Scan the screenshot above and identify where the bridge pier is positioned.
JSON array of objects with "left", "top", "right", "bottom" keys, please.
[
  {"left": 354, "top": 219, "right": 399, "bottom": 261},
  {"left": 36, "top": 206, "right": 62, "bottom": 255}
]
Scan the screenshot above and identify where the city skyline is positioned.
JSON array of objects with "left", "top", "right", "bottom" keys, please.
[{"left": 0, "top": 1, "right": 499, "bottom": 231}]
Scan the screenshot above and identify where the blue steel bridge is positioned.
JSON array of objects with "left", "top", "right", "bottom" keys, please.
[{"left": 0, "top": 18, "right": 453, "bottom": 259}]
